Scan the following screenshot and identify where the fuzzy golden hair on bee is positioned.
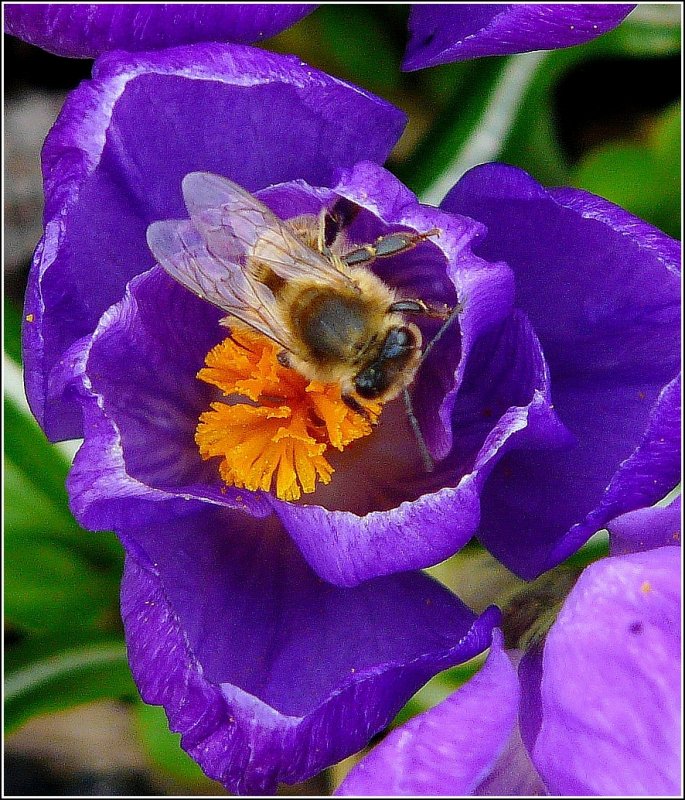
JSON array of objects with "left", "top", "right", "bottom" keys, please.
[{"left": 147, "top": 172, "right": 455, "bottom": 478}]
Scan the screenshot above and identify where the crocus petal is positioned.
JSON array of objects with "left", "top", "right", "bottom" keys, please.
[
  {"left": 443, "top": 163, "right": 681, "bottom": 578},
  {"left": 609, "top": 495, "right": 681, "bottom": 555},
  {"left": 532, "top": 547, "right": 682, "bottom": 795},
  {"left": 120, "top": 507, "right": 499, "bottom": 794},
  {"left": 337, "top": 630, "right": 542, "bottom": 795},
  {"left": 22, "top": 43, "right": 405, "bottom": 442},
  {"left": 404, "top": 3, "right": 635, "bottom": 70},
  {"left": 5, "top": 3, "right": 316, "bottom": 57}
]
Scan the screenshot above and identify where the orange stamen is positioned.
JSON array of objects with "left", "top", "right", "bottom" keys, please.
[{"left": 195, "top": 328, "right": 381, "bottom": 501}]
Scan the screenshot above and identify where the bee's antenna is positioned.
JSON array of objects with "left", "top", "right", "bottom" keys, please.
[
  {"left": 402, "top": 301, "right": 463, "bottom": 473},
  {"left": 403, "top": 388, "right": 434, "bottom": 473}
]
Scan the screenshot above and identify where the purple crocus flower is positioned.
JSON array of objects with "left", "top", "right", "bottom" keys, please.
[
  {"left": 4, "top": 2, "right": 316, "bottom": 57},
  {"left": 22, "top": 42, "right": 501, "bottom": 793},
  {"left": 339, "top": 497, "right": 682, "bottom": 795},
  {"left": 22, "top": 40, "right": 679, "bottom": 792},
  {"left": 404, "top": 3, "right": 636, "bottom": 70}
]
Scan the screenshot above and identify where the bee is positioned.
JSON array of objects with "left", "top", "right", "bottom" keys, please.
[{"left": 147, "top": 173, "right": 455, "bottom": 468}]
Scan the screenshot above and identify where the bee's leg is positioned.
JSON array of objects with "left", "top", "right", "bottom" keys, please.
[
  {"left": 342, "top": 228, "right": 441, "bottom": 268},
  {"left": 324, "top": 198, "right": 362, "bottom": 250},
  {"left": 342, "top": 393, "right": 375, "bottom": 424},
  {"left": 315, "top": 206, "right": 328, "bottom": 254},
  {"left": 388, "top": 299, "right": 453, "bottom": 320}
]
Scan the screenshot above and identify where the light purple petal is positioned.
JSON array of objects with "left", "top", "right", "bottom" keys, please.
[
  {"left": 22, "top": 43, "right": 406, "bottom": 441},
  {"left": 533, "top": 547, "right": 682, "bottom": 795},
  {"left": 5, "top": 3, "right": 316, "bottom": 57},
  {"left": 443, "top": 163, "right": 681, "bottom": 578},
  {"left": 120, "top": 508, "right": 499, "bottom": 794},
  {"left": 609, "top": 496, "right": 682, "bottom": 556},
  {"left": 337, "top": 630, "right": 542, "bottom": 796},
  {"left": 404, "top": 3, "right": 635, "bottom": 70}
]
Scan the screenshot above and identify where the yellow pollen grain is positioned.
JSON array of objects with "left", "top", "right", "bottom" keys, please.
[
  {"left": 641, "top": 580, "right": 652, "bottom": 594},
  {"left": 195, "top": 328, "right": 381, "bottom": 501},
  {"left": 25, "top": 313, "right": 34, "bottom": 322}
]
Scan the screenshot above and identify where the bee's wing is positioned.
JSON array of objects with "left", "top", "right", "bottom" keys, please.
[
  {"left": 181, "top": 172, "right": 354, "bottom": 288},
  {"left": 146, "top": 219, "right": 292, "bottom": 350}
]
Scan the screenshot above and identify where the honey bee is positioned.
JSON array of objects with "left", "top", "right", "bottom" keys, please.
[{"left": 147, "top": 173, "right": 454, "bottom": 466}]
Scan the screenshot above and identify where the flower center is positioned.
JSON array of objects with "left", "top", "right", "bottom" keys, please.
[{"left": 195, "top": 327, "right": 382, "bottom": 501}]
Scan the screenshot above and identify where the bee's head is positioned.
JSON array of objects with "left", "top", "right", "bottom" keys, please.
[{"left": 354, "top": 325, "right": 420, "bottom": 401}]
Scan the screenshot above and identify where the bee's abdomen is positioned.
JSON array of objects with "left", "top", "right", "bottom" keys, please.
[{"left": 289, "top": 288, "right": 369, "bottom": 364}]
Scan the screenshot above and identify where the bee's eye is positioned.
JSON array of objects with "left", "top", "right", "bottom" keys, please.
[
  {"left": 382, "top": 327, "right": 415, "bottom": 358},
  {"left": 355, "top": 367, "right": 383, "bottom": 398}
]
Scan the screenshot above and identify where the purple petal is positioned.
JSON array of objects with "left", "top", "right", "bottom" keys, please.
[
  {"left": 609, "top": 496, "right": 682, "bottom": 556},
  {"left": 404, "top": 4, "right": 635, "bottom": 70},
  {"left": 120, "top": 508, "right": 499, "bottom": 794},
  {"left": 5, "top": 3, "right": 316, "bottom": 57},
  {"left": 22, "top": 44, "right": 405, "bottom": 441},
  {"left": 532, "top": 547, "right": 682, "bottom": 795},
  {"left": 64, "top": 266, "right": 271, "bottom": 531},
  {"left": 443, "top": 163, "right": 681, "bottom": 578},
  {"left": 337, "top": 630, "right": 542, "bottom": 795}
]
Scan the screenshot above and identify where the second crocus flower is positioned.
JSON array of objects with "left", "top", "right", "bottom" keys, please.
[{"left": 339, "top": 497, "right": 682, "bottom": 795}]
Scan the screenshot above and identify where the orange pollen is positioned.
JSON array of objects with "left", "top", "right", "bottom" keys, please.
[{"left": 195, "top": 328, "right": 382, "bottom": 501}]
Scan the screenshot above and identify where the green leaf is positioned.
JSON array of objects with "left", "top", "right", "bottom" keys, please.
[
  {"left": 496, "top": 50, "right": 573, "bottom": 186},
  {"left": 593, "top": 4, "right": 682, "bottom": 57},
  {"left": 4, "top": 392, "right": 124, "bottom": 634},
  {"left": 316, "top": 5, "right": 403, "bottom": 93},
  {"left": 572, "top": 102, "right": 681, "bottom": 238},
  {"left": 403, "top": 50, "right": 569, "bottom": 202},
  {"left": 572, "top": 143, "right": 661, "bottom": 221},
  {"left": 134, "top": 704, "right": 208, "bottom": 784},
  {"left": 497, "top": 12, "right": 681, "bottom": 182},
  {"left": 268, "top": 4, "right": 405, "bottom": 96},
  {"left": 4, "top": 632, "right": 136, "bottom": 733},
  {"left": 4, "top": 297, "right": 23, "bottom": 364},
  {"left": 4, "top": 481, "right": 120, "bottom": 634},
  {"left": 4, "top": 394, "right": 73, "bottom": 515},
  {"left": 4, "top": 513, "right": 122, "bottom": 637},
  {"left": 398, "top": 56, "right": 523, "bottom": 198},
  {"left": 392, "top": 652, "right": 487, "bottom": 728},
  {"left": 4, "top": 453, "right": 74, "bottom": 537},
  {"left": 4, "top": 394, "right": 123, "bottom": 567},
  {"left": 406, "top": 8, "right": 681, "bottom": 205}
]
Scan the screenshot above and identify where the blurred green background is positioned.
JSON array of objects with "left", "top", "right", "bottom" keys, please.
[{"left": 4, "top": 3, "right": 681, "bottom": 795}]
